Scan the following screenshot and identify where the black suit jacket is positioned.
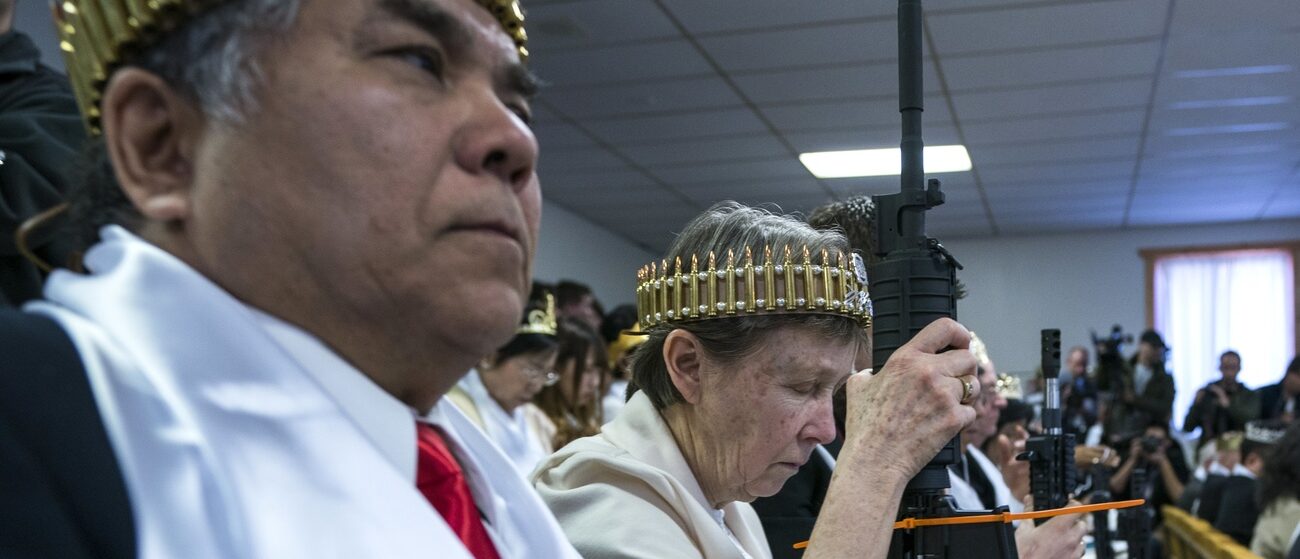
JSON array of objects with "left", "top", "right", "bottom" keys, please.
[
  {"left": 1212, "top": 476, "right": 1260, "bottom": 546},
  {"left": 0, "top": 310, "right": 135, "bottom": 558},
  {"left": 1196, "top": 474, "right": 1230, "bottom": 523},
  {"left": 1259, "top": 382, "right": 1299, "bottom": 420},
  {"left": 751, "top": 440, "right": 839, "bottom": 559}
]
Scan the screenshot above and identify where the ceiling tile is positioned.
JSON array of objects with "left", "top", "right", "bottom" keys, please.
[
  {"left": 581, "top": 108, "right": 770, "bottom": 143},
  {"left": 1127, "top": 200, "right": 1268, "bottom": 225},
  {"left": 961, "top": 110, "right": 1145, "bottom": 145},
  {"left": 620, "top": 135, "right": 790, "bottom": 167},
  {"left": 783, "top": 125, "right": 962, "bottom": 153},
  {"left": 927, "top": 0, "right": 1166, "bottom": 56},
  {"left": 950, "top": 78, "right": 1152, "bottom": 121},
  {"left": 940, "top": 41, "right": 1161, "bottom": 91},
  {"left": 538, "top": 147, "right": 628, "bottom": 173},
  {"left": 656, "top": 0, "right": 892, "bottom": 34},
  {"left": 675, "top": 176, "right": 825, "bottom": 205},
  {"left": 989, "top": 195, "right": 1127, "bottom": 215},
  {"left": 997, "top": 208, "right": 1125, "bottom": 234},
  {"left": 730, "top": 62, "right": 940, "bottom": 105},
  {"left": 532, "top": 121, "right": 599, "bottom": 149},
  {"left": 923, "top": 0, "right": 1104, "bottom": 11},
  {"left": 549, "top": 184, "right": 686, "bottom": 209},
  {"left": 1172, "top": 0, "right": 1300, "bottom": 33},
  {"left": 527, "top": 0, "right": 680, "bottom": 50},
  {"left": 760, "top": 98, "right": 954, "bottom": 132},
  {"left": 542, "top": 77, "right": 746, "bottom": 119},
  {"left": 530, "top": 40, "right": 714, "bottom": 86},
  {"left": 649, "top": 158, "right": 812, "bottom": 184},
  {"left": 1260, "top": 185, "right": 1300, "bottom": 219},
  {"left": 971, "top": 137, "right": 1140, "bottom": 167},
  {"left": 540, "top": 168, "right": 657, "bottom": 193},
  {"left": 1140, "top": 154, "right": 1293, "bottom": 180},
  {"left": 696, "top": 20, "right": 895, "bottom": 73},
  {"left": 980, "top": 160, "right": 1135, "bottom": 186}
]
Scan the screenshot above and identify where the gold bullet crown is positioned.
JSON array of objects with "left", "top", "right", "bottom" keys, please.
[
  {"left": 995, "top": 373, "right": 1022, "bottom": 399},
  {"left": 636, "top": 245, "right": 873, "bottom": 330},
  {"left": 517, "top": 292, "right": 557, "bottom": 336},
  {"left": 51, "top": 0, "right": 529, "bottom": 136}
]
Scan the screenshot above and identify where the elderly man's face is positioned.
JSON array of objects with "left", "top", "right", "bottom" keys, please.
[
  {"left": 187, "top": 0, "right": 538, "bottom": 366},
  {"left": 1067, "top": 348, "right": 1088, "bottom": 377},
  {"left": 695, "top": 325, "right": 856, "bottom": 501},
  {"left": 966, "top": 362, "right": 1006, "bottom": 447}
]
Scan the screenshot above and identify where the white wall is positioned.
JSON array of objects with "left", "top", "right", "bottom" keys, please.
[
  {"left": 534, "top": 201, "right": 654, "bottom": 309},
  {"left": 945, "top": 219, "right": 1300, "bottom": 379}
]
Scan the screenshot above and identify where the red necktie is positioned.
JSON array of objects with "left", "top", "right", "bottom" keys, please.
[{"left": 416, "top": 422, "right": 502, "bottom": 559}]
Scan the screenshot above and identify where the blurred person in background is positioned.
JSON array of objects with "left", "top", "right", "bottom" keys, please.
[
  {"left": 0, "top": 0, "right": 87, "bottom": 306},
  {"left": 600, "top": 303, "right": 641, "bottom": 421},
  {"left": 1207, "top": 420, "right": 1288, "bottom": 545},
  {"left": 535, "top": 318, "right": 605, "bottom": 449},
  {"left": 1061, "top": 345, "right": 1099, "bottom": 438},
  {"left": 1099, "top": 329, "right": 1175, "bottom": 446},
  {"left": 1178, "top": 431, "right": 1241, "bottom": 514},
  {"left": 1184, "top": 350, "right": 1260, "bottom": 448},
  {"left": 449, "top": 285, "right": 561, "bottom": 477},
  {"left": 1108, "top": 420, "right": 1190, "bottom": 530},
  {"left": 1252, "top": 421, "right": 1300, "bottom": 559},
  {"left": 950, "top": 336, "right": 1030, "bottom": 513},
  {"left": 1259, "top": 357, "right": 1300, "bottom": 422},
  {"left": 555, "top": 279, "right": 603, "bottom": 332}
]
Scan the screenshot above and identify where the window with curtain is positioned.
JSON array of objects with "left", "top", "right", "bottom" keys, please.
[{"left": 1148, "top": 247, "right": 1297, "bottom": 428}]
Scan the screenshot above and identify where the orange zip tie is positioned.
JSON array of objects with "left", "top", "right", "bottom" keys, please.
[{"left": 792, "top": 499, "right": 1144, "bottom": 550}]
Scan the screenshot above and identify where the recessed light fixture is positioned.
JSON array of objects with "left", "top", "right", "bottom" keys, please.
[
  {"left": 1165, "top": 122, "right": 1290, "bottom": 136},
  {"left": 1169, "top": 96, "right": 1291, "bottom": 109},
  {"left": 799, "top": 145, "right": 972, "bottom": 179},
  {"left": 1173, "top": 65, "right": 1294, "bottom": 79}
]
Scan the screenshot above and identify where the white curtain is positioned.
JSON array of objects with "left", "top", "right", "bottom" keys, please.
[{"left": 1154, "top": 249, "right": 1295, "bottom": 429}]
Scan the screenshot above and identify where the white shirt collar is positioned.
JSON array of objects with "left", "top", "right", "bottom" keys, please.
[
  {"left": 249, "top": 307, "right": 419, "bottom": 481},
  {"left": 1232, "top": 463, "right": 1257, "bottom": 479}
]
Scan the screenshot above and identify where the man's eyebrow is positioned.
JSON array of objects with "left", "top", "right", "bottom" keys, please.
[
  {"left": 500, "top": 63, "right": 541, "bottom": 100},
  {"left": 374, "top": 0, "right": 471, "bottom": 52}
]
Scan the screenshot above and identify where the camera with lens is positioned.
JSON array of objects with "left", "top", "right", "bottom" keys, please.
[
  {"left": 1091, "top": 324, "right": 1133, "bottom": 359},
  {"left": 1139, "top": 435, "right": 1162, "bottom": 455}
]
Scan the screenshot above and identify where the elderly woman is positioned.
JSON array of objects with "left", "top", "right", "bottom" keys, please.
[
  {"left": 532, "top": 203, "right": 990, "bottom": 558},
  {"left": 449, "top": 286, "right": 561, "bottom": 477}
]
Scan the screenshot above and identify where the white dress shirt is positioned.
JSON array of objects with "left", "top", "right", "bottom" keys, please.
[{"left": 31, "top": 225, "right": 578, "bottom": 559}]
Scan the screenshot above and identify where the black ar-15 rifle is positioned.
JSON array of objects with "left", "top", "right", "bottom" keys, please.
[
  {"left": 875, "top": 1, "right": 1013, "bottom": 557},
  {"left": 1017, "top": 329, "right": 1077, "bottom": 522}
]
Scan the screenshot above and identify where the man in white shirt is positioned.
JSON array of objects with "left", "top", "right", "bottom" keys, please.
[{"left": 0, "top": 0, "right": 578, "bottom": 557}]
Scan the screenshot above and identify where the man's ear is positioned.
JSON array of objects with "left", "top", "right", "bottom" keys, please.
[
  {"left": 99, "top": 67, "right": 205, "bottom": 223},
  {"left": 663, "top": 329, "right": 705, "bottom": 405}
]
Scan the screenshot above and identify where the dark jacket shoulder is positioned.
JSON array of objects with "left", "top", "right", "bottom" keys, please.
[{"left": 0, "top": 309, "right": 135, "bottom": 558}]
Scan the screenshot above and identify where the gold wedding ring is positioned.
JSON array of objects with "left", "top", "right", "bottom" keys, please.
[{"left": 960, "top": 377, "right": 975, "bottom": 405}]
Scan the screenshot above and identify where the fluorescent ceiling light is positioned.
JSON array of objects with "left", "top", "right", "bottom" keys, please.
[
  {"left": 1169, "top": 96, "right": 1291, "bottom": 109},
  {"left": 1165, "top": 122, "right": 1290, "bottom": 136},
  {"left": 1174, "top": 65, "right": 1293, "bottom": 79},
  {"left": 799, "top": 145, "right": 972, "bottom": 179}
]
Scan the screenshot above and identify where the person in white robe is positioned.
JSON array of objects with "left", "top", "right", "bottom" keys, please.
[
  {"left": 7, "top": 0, "right": 580, "bottom": 556},
  {"left": 533, "top": 203, "right": 1075, "bottom": 559},
  {"left": 449, "top": 290, "right": 560, "bottom": 477}
]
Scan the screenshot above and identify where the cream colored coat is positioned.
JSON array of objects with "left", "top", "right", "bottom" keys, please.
[
  {"left": 532, "top": 391, "right": 772, "bottom": 559},
  {"left": 1251, "top": 497, "right": 1300, "bottom": 559}
]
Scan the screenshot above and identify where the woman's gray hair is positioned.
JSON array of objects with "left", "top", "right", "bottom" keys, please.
[
  {"left": 628, "top": 201, "right": 868, "bottom": 410},
  {"left": 64, "top": 0, "right": 301, "bottom": 249}
]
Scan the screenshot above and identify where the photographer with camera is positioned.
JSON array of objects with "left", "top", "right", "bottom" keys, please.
[
  {"left": 1108, "top": 420, "right": 1191, "bottom": 551},
  {"left": 1183, "top": 350, "right": 1261, "bottom": 448},
  {"left": 1097, "top": 329, "right": 1176, "bottom": 447}
]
